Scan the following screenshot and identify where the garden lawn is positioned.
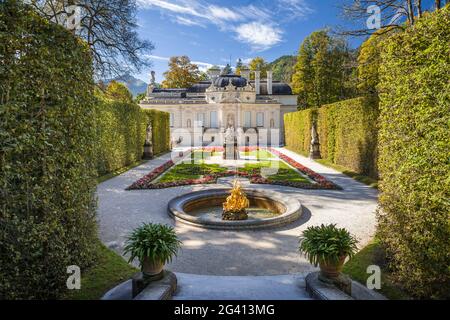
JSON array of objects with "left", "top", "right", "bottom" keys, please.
[
  {"left": 64, "top": 241, "right": 137, "bottom": 300},
  {"left": 157, "top": 157, "right": 310, "bottom": 184},
  {"left": 158, "top": 163, "right": 227, "bottom": 182},
  {"left": 315, "top": 159, "right": 378, "bottom": 188},
  {"left": 242, "top": 161, "right": 310, "bottom": 183},
  {"left": 241, "top": 149, "right": 274, "bottom": 159},
  {"left": 343, "top": 239, "right": 411, "bottom": 300}
]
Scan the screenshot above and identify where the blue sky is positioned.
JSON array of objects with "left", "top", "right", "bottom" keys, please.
[{"left": 133, "top": 0, "right": 424, "bottom": 83}]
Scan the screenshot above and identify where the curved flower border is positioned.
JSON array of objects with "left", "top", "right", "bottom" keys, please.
[{"left": 127, "top": 148, "right": 340, "bottom": 190}]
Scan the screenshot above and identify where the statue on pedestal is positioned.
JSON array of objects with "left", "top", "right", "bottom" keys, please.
[
  {"left": 309, "top": 124, "right": 321, "bottom": 159},
  {"left": 146, "top": 71, "right": 156, "bottom": 97},
  {"left": 223, "top": 124, "right": 239, "bottom": 160},
  {"left": 143, "top": 122, "right": 154, "bottom": 160}
]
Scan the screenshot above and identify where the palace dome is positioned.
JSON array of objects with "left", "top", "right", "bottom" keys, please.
[{"left": 213, "top": 74, "right": 247, "bottom": 88}]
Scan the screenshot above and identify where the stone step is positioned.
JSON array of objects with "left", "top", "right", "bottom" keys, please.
[{"left": 173, "top": 273, "right": 313, "bottom": 300}]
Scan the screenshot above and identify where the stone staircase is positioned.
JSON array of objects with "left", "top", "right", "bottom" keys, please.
[{"left": 172, "top": 273, "right": 313, "bottom": 300}]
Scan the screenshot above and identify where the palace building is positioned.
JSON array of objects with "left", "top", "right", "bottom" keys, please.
[{"left": 139, "top": 67, "right": 297, "bottom": 147}]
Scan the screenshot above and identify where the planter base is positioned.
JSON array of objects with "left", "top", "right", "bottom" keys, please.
[
  {"left": 102, "top": 270, "right": 177, "bottom": 300},
  {"left": 305, "top": 272, "right": 387, "bottom": 300}
]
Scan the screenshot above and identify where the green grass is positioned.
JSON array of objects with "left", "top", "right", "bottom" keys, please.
[
  {"left": 158, "top": 159, "right": 311, "bottom": 184},
  {"left": 241, "top": 150, "right": 274, "bottom": 159},
  {"left": 64, "top": 241, "right": 138, "bottom": 300},
  {"left": 97, "top": 160, "right": 148, "bottom": 183},
  {"left": 343, "top": 239, "right": 411, "bottom": 300},
  {"left": 158, "top": 163, "right": 227, "bottom": 182},
  {"left": 315, "top": 159, "right": 378, "bottom": 188},
  {"left": 242, "top": 161, "right": 310, "bottom": 183}
]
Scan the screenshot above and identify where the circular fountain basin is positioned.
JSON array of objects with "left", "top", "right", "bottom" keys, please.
[{"left": 168, "top": 188, "right": 302, "bottom": 230}]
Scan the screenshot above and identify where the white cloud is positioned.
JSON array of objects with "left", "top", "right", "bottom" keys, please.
[
  {"left": 147, "top": 54, "right": 170, "bottom": 61},
  {"left": 277, "top": 0, "right": 313, "bottom": 20},
  {"left": 137, "top": 0, "right": 204, "bottom": 18},
  {"left": 174, "top": 16, "right": 205, "bottom": 27},
  {"left": 207, "top": 5, "right": 242, "bottom": 21},
  {"left": 137, "top": 0, "right": 313, "bottom": 51},
  {"left": 235, "top": 22, "right": 283, "bottom": 51}
]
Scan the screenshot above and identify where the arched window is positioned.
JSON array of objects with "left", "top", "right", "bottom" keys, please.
[
  {"left": 187, "top": 119, "right": 192, "bottom": 128},
  {"left": 270, "top": 118, "right": 275, "bottom": 128}
]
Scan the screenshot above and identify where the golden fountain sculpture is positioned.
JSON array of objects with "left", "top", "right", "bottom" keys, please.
[{"left": 222, "top": 179, "right": 250, "bottom": 220}]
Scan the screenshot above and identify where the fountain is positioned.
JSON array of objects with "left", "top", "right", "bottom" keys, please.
[
  {"left": 168, "top": 181, "right": 302, "bottom": 230},
  {"left": 222, "top": 180, "right": 249, "bottom": 221}
]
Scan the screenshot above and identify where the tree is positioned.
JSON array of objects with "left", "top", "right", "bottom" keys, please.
[
  {"left": 269, "top": 55, "right": 297, "bottom": 84},
  {"left": 30, "top": 0, "right": 154, "bottom": 78},
  {"left": 134, "top": 92, "right": 146, "bottom": 103},
  {"left": 161, "top": 56, "right": 201, "bottom": 88},
  {"left": 339, "top": 0, "right": 442, "bottom": 36},
  {"left": 249, "top": 57, "right": 269, "bottom": 79},
  {"left": 105, "top": 80, "right": 133, "bottom": 103},
  {"left": 291, "top": 30, "right": 357, "bottom": 108},
  {"left": 357, "top": 29, "right": 393, "bottom": 95}
]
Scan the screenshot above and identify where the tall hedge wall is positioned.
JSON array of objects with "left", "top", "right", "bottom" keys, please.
[
  {"left": 377, "top": 6, "right": 450, "bottom": 299},
  {"left": 0, "top": 3, "right": 98, "bottom": 299},
  {"left": 95, "top": 100, "right": 170, "bottom": 176},
  {"left": 317, "top": 96, "right": 379, "bottom": 178},
  {"left": 284, "top": 108, "right": 315, "bottom": 155},
  {"left": 284, "top": 96, "right": 379, "bottom": 178}
]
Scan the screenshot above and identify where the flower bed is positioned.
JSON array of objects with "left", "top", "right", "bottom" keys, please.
[
  {"left": 126, "top": 160, "right": 175, "bottom": 190},
  {"left": 127, "top": 148, "right": 340, "bottom": 190},
  {"left": 267, "top": 148, "right": 339, "bottom": 189}
]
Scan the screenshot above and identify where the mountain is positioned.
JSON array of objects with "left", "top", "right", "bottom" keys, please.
[
  {"left": 269, "top": 55, "right": 297, "bottom": 84},
  {"left": 105, "top": 73, "right": 148, "bottom": 97}
]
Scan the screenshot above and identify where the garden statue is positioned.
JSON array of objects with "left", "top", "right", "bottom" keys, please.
[
  {"left": 223, "top": 126, "right": 239, "bottom": 160},
  {"left": 143, "top": 122, "right": 154, "bottom": 160},
  {"left": 222, "top": 180, "right": 249, "bottom": 221},
  {"left": 146, "top": 71, "right": 156, "bottom": 96},
  {"left": 309, "top": 124, "right": 321, "bottom": 159}
]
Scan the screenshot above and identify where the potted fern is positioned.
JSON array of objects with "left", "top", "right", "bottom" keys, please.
[
  {"left": 299, "top": 224, "right": 357, "bottom": 279},
  {"left": 124, "top": 223, "right": 181, "bottom": 277}
]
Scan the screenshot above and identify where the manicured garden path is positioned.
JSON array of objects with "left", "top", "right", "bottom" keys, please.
[{"left": 97, "top": 147, "right": 378, "bottom": 276}]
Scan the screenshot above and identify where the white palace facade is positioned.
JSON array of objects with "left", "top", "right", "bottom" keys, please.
[{"left": 139, "top": 67, "right": 297, "bottom": 147}]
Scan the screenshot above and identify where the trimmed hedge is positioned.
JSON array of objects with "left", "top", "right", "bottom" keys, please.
[
  {"left": 95, "top": 99, "right": 170, "bottom": 176},
  {"left": 0, "top": 2, "right": 98, "bottom": 299},
  {"left": 377, "top": 6, "right": 450, "bottom": 299},
  {"left": 284, "top": 96, "right": 378, "bottom": 179},
  {"left": 317, "top": 96, "right": 379, "bottom": 178},
  {"left": 284, "top": 108, "right": 315, "bottom": 155}
]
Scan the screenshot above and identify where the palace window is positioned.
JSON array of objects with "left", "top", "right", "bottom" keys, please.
[
  {"left": 244, "top": 111, "right": 251, "bottom": 127},
  {"left": 256, "top": 112, "right": 264, "bottom": 127},
  {"left": 210, "top": 111, "right": 218, "bottom": 128},
  {"left": 197, "top": 113, "right": 205, "bottom": 127},
  {"left": 170, "top": 113, "right": 174, "bottom": 127},
  {"left": 187, "top": 119, "right": 192, "bottom": 128}
]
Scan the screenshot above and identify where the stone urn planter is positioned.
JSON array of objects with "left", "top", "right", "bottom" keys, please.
[
  {"left": 142, "top": 258, "right": 164, "bottom": 277},
  {"left": 299, "top": 224, "right": 357, "bottom": 281},
  {"left": 319, "top": 256, "right": 347, "bottom": 279},
  {"left": 124, "top": 223, "right": 181, "bottom": 280}
]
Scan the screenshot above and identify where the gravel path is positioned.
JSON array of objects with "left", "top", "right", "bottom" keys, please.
[{"left": 97, "top": 147, "right": 378, "bottom": 276}]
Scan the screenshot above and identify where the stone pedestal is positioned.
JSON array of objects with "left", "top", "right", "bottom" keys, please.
[
  {"left": 222, "top": 210, "right": 248, "bottom": 221},
  {"left": 223, "top": 140, "right": 239, "bottom": 160},
  {"left": 309, "top": 142, "right": 321, "bottom": 159},
  {"left": 101, "top": 270, "right": 177, "bottom": 300},
  {"left": 132, "top": 270, "right": 164, "bottom": 298},
  {"left": 143, "top": 142, "right": 153, "bottom": 160}
]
